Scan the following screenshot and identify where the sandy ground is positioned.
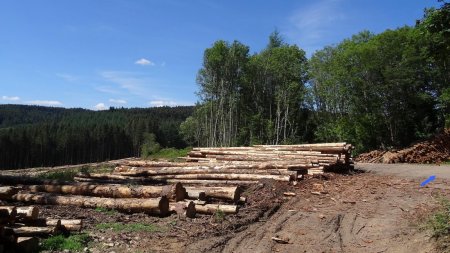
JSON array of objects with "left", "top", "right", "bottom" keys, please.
[{"left": 356, "top": 163, "right": 450, "bottom": 180}]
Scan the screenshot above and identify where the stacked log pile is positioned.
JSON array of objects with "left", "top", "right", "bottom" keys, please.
[
  {"left": 356, "top": 129, "right": 450, "bottom": 164},
  {"left": 0, "top": 188, "right": 83, "bottom": 252},
  {"left": 0, "top": 143, "right": 352, "bottom": 224}
]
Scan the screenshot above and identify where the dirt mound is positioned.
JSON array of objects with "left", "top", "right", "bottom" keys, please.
[{"left": 356, "top": 129, "right": 450, "bottom": 164}]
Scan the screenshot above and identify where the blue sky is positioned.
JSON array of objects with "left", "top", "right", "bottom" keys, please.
[{"left": 0, "top": 0, "right": 440, "bottom": 110}]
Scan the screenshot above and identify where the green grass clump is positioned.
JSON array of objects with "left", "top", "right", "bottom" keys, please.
[
  {"left": 96, "top": 222, "right": 162, "bottom": 232},
  {"left": 94, "top": 207, "right": 118, "bottom": 215},
  {"left": 148, "top": 147, "right": 192, "bottom": 161},
  {"left": 40, "top": 233, "right": 90, "bottom": 252},
  {"left": 213, "top": 209, "right": 225, "bottom": 223},
  {"left": 427, "top": 197, "right": 450, "bottom": 238}
]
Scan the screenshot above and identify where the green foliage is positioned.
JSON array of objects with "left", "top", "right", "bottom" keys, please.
[
  {"left": 40, "top": 233, "right": 90, "bottom": 252},
  {"left": 96, "top": 222, "right": 162, "bottom": 232},
  {"left": 149, "top": 147, "right": 192, "bottom": 161},
  {"left": 140, "top": 133, "right": 161, "bottom": 159},
  {"left": 0, "top": 105, "right": 193, "bottom": 169},
  {"left": 427, "top": 197, "right": 450, "bottom": 238},
  {"left": 213, "top": 209, "right": 225, "bottom": 223},
  {"left": 37, "top": 166, "right": 113, "bottom": 181}
]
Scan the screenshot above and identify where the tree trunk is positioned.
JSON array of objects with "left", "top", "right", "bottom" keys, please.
[
  {"left": 12, "top": 192, "right": 169, "bottom": 217},
  {"left": 24, "top": 183, "right": 186, "bottom": 202},
  {"left": 185, "top": 186, "right": 241, "bottom": 202},
  {"left": 169, "top": 201, "right": 196, "bottom": 218},
  {"left": 194, "top": 204, "right": 238, "bottom": 215}
]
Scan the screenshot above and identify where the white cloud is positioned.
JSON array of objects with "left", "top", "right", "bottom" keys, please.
[
  {"left": 27, "top": 100, "right": 62, "bottom": 106},
  {"left": 2, "top": 96, "right": 20, "bottom": 101},
  {"left": 95, "top": 85, "right": 120, "bottom": 94},
  {"left": 100, "top": 71, "right": 146, "bottom": 94},
  {"left": 285, "top": 0, "right": 346, "bottom": 55},
  {"left": 56, "top": 73, "right": 78, "bottom": 82},
  {"left": 109, "top": 99, "right": 127, "bottom": 104},
  {"left": 135, "top": 58, "right": 155, "bottom": 66},
  {"left": 94, "top": 103, "right": 108, "bottom": 110},
  {"left": 149, "top": 100, "right": 178, "bottom": 107}
]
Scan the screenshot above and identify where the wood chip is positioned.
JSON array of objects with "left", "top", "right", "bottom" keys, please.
[
  {"left": 283, "top": 192, "right": 296, "bottom": 196},
  {"left": 271, "top": 237, "right": 290, "bottom": 244}
]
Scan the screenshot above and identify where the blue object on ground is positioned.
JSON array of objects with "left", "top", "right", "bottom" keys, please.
[{"left": 420, "top": 175, "right": 436, "bottom": 187}]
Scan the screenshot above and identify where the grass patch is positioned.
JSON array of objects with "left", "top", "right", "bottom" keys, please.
[
  {"left": 148, "top": 147, "right": 192, "bottom": 161},
  {"left": 40, "top": 233, "right": 90, "bottom": 252},
  {"left": 213, "top": 209, "right": 225, "bottom": 223},
  {"left": 94, "top": 207, "right": 118, "bottom": 215},
  {"left": 426, "top": 197, "right": 450, "bottom": 252},
  {"left": 96, "top": 222, "right": 162, "bottom": 232}
]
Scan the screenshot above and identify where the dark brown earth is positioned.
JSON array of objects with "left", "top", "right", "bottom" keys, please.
[{"left": 17, "top": 167, "right": 449, "bottom": 253}]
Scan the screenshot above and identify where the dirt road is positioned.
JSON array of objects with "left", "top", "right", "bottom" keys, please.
[
  {"left": 356, "top": 163, "right": 450, "bottom": 180},
  {"left": 187, "top": 165, "right": 450, "bottom": 253}
]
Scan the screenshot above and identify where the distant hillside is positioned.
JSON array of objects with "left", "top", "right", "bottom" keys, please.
[{"left": 0, "top": 104, "right": 194, "bottom": 169}]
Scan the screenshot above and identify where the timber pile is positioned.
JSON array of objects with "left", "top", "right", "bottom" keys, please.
[
  {"left": 0, "top": 199, "right": 83, "bottom": 253},
  {"left": 356, "top": 129, "right": 450, "bottom": 164}
]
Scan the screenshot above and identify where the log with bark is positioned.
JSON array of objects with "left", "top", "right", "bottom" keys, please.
[
  {"left": 185, "top": 186, "right": 241, "bottom": 202},
  {"left": 12, "top": 192, "right": 170, "bottom": 217},
  {"left": 169, "top": 201, "right": 196, "bottom": 218},
  {"left": 0, "top": 207, "right": 17, "bottom": 224},
  {"left": 24, "top": 183, "right": 186, "bottom": 201},
  {"left": 0, "top": 187, "right": 19, "bottom": 200},
  {"left": 16, "top": 237, "right": 39, "bottom": 253},
  {"left": 194, "top": 204, "right": 238, "bottom": 215}
]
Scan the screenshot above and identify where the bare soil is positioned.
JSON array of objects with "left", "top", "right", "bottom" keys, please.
[{"left": 9, "top": 169, "right": 446, "bottom": 253}]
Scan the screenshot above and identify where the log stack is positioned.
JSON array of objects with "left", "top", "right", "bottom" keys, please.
[{"left": 0, "top": 205, "right": 83, "bottom": 253}]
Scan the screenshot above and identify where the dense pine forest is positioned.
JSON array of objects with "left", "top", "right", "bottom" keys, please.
[
  {"left": 0, "top": 105, "right": 193, "bottom": 169},
  {"left": 181, "top": 2, "right": 449, "bottom": 153}
]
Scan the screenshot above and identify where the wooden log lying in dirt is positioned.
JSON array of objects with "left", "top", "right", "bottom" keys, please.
[
  {"left": 194, "top": 204, "right": 238, "bottom": 215},
  {"left": 15, "top": 207, "right": 39, "bottom": 221},
  {"left": 24, "top": 183, "right": 186, "bottom": 201},
  {"left": 0, "top": 187, "right": 19, "bottom": 200},
  {"left": 11, "top": 226, "right": 59, "bottom": 237},
  {"left": 185, "top": 186, "right": 241, "bottom": 202},
  {"left": 165, "top": 179, "right": 258, "bottom": 185},
  {"left": 12, "top": 192, "right": 170, "bottom": 217},
  {"left": 46, "top": 219, "right": 82, "bottom": 232},
  {"left": 115, "top": 166, "right": 297, "bottom": 177},
  {"left": 169, "top": 201, "right": 196, "bottom": 218},
  {"left": 148, "top": 173, "right": 291, "bottom": 182},
  {"left": 184, "top": 189, "right": 206, "bottom": 200}
]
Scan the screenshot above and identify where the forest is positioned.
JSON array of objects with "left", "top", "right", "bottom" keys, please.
[
  {"left": 1, "top": 2, "right": 448, "bottom": 170},
  {"left": 181, "top": 2, "right": 450, "bottom": 153},
  {"left": 0, "top": 105, "right": 193, "bottom": 169}
]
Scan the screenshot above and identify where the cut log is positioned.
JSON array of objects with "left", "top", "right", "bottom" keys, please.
[
  {"left": 115, "top": 167, "right": 296, "bottom": 176},
  {"left": 12, "top": 226, "right": 59, "bottom": 237},
  {"left": 165, "top": 179, "right": 258, "bottom": 185},
  {"left": 12, "top": 192, "right": 170, "bottom": 217},
  {"left": 46, "top": 219, "right": 82, "bottom": 232},
  {"left": 0, "top": 187, "right": 19, "bottom": 200},
  {"left": 169, "top": 201, "right": 196, "bottom": 218},
  {"left": 25, "top": 183, "right": 186, "bottom": 202},
  {"left": 16, "top": 237, "right": 39, "bottom": 253},
  {"left": 184, "top": 189, "right": 206, "bottom": 201},
  {"left": 149, "top": 173, "right": 291, "bottom": 182},
  {"left": 16, "top": 207, "right": 39, "bottom": 221},
  {"left": 185, "top": 186, "right": 241, "bottom": 202},
  {"left": 194, "top": 204, "right": 238, "bottom": 215}
]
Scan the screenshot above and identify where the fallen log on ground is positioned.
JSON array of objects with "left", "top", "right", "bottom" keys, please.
[
  {"left": 194, "top": 204, "right": 238, "bottom": 215},
  {"left": 185, "top": 186, "right": 241, "bottom": 202},
  {"left": 0, "top": 187, "right": 19, "bottom": 200},
  {"left": 12, "top": 192, "right": 170, "bottom": 217},
  {"left": 24, "top": 183, "right": 186, "bottom": 201},
  {"left": 169, "top": 201, "right": 196, "bottom": 218},
  {"left": 165, "top": 179, "right": 258, "bottom": 185},
  {"left": 16, "top": 237, "right": 39, "bottom": 253}
]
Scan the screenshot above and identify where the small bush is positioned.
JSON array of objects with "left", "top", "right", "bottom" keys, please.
[
  {"left": 40, "top": 233, "right": 90, "bottom": 252},
  {"left": 149, "top": 147, "right": 192, "bottom": 161},
  {"left": 213, "top": 209, "right": 225, "bottom": 223}
]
